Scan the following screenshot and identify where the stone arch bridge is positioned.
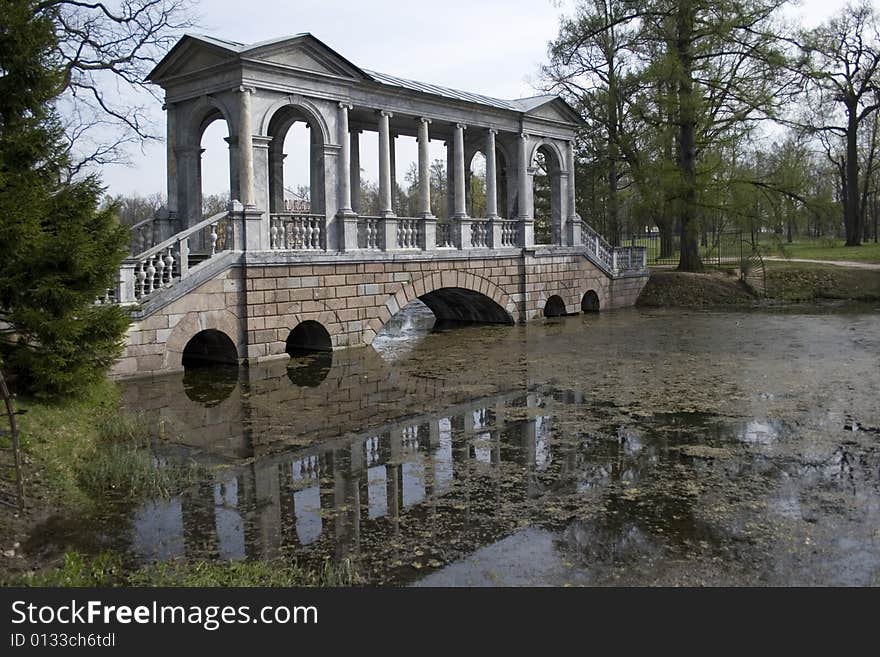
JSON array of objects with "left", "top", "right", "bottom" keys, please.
[{"left": 107, "top": 32, "right": 647, "bottom": 377}]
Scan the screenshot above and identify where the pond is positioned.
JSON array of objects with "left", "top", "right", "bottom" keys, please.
[{"left": 115, "top": 301, "right": 880, "bottom": 585}]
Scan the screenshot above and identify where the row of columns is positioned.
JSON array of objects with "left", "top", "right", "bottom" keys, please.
[
  {"left": 336, "top": 103, "right": 524, "bottom": 223},
  {"left": 171, "top": 88, "right": 580, "bottom": 251}
]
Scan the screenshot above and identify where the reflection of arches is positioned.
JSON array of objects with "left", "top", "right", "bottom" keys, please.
[
  {"left": 182, "top": 364, "right": 238, "bottom": 406},
  {"left": 266, "top": 103, "right": 328, "bottom": 215},
  {"left": 182, "top": 329, "right": 238, "bottom": 367},
  {"left": 531, "top": 141, "right": 564, "bottom": 245},
  {"left": 581, "top": 290, "right": 601, "bottom": 312},
  {"left": 287, "top": 352, "right": 332, "bottom": 387},
  {"left": 543, "top": 295, "right": 567, "bottom": 317},
  {"left": 286, "top": 320, "right": 332, "bottom": 353}
]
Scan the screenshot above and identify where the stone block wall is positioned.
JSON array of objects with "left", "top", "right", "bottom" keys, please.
[{"left": 110, "top": 250, "right": 647, "bottom": 378}]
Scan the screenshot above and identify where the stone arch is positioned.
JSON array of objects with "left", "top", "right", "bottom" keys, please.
[
  {"left": 184, "top": 94, "right": 236, "bottom": 145},
  {"left": 581, "top": 289, "right": 602, "bottom": 312},
  {"left": 365, "top": 270, "right": 516, "bottom": 344},
  {"left": 533, "top": 279, "right": 580, "bottom": 318},
  {"left": 181, "top": 329, "right": 238, "bottom": 367},
  {"left": 543, "top": 295, "right": 567, "bottom": 317},
  {"left": 258, "top": 96, "right": 331, "bottom": 144},
  {"left": 530, "top": 139, "right": 566, "bottom": 245},
  {"left": 286, "top": 320, "right": 333, "bottom": 353},
  {"left": 164, "top": 309, "right": 244, "bottom": 370},
  {"left": 264, "top": 99, "right": 330, "bottom": 215},
  {"left": 527, "top": 138, "right": 566, "bottom": 173}
]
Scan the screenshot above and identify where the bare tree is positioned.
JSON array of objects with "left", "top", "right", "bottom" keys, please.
[
  {"left": 36, "top": 0, "right": 197, "bottom": 177},
  {"left": 795, "top": 0, "right": 880, "bottom": 246}
]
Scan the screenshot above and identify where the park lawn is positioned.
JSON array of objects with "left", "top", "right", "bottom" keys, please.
[
  {"left": 760, "top": 239, "right": 880, "bottom": 263},
  {"left": 764, "top": 261, "right": 880, "bottom": 301}
]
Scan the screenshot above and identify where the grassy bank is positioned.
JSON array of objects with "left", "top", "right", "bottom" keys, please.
[
  {"left": 1, "top": 380, "right": 363, "bottom": 586},
  {"left": 760, "top": 239, "right": 880, "bottom": 263},
  {"left": 8, "top": 551, "right": 360, "bottom": 587},
  {"left": 764, "top": 261, "right": 880, "bottom": 302},
  {"left": 636, "top": 270, "right": 757, "bottom": 307},
  {"left": 636, "top": 263, "right": 880, "bottom": 307}
]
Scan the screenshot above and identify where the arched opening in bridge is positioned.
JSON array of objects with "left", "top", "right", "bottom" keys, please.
[
  {"left": 532, "top": 143, "right": 563, "bottom": 245},
  {"left": 198, "top": 114, "right": 232, "bottom": 220},
  {"left": 543, "top": 295, "right": 567, "bottom": 318},
  {"left": 286, "top": 321, "right": 333, "bottom": 386},
  {"left": 373, "top": 288, "right": 513, "bottom": 357},
  {"left": 419, "top": 287, "right": 513, "bottom": 328},
  {"left": 267, "top": 106, "right": 325, "bottom": 245},
  {"left": 581, "top": 290, "right": 600, "bottom": 312},
  {"left": 182, "top": 329, "right": 238, "bottom": 368},
  {"left": 286, "top": 321, "right": 332, "bottom": 354}
]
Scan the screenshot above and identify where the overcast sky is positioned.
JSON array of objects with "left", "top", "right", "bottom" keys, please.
[{"left": 99, "top": 0, "right": 854, "bottom": 200}]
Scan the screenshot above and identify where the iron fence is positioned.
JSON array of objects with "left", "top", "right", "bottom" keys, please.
[{"left": 624, "top": 230, "right": 744, "bottom": 267}]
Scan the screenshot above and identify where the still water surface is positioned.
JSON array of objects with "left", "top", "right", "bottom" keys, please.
[{"left": 116, "top": 302, "right": 880, "bottom": 585}]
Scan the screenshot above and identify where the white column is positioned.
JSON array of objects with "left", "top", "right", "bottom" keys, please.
[
  {"left": 378, "top": 110, "right": 394, "bottom": 217},
  {"left": 350, "top": 129, "right": 361, "bottom": 214},
  {"left": 485, "top": 128, "right": 498, "bottom": 219},
  {"left": 453, "top": 123, "right": 467, "bottom": 218},
  {"left": 517, "top": 132, "right": 529, "bottom": 220},
  {"left": 238, "top": 86, "right": 255, "bottom": 207},
  {"left": 418, "top": 117, "right": 433, "bottom": 217},
  {"left": 337, "top": 102, "right": 354, "bottom": 215},
  {"left": 567, "top": 140, "right": 581, "bottom": 245}
]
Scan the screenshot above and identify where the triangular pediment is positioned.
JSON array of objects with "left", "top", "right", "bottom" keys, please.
[
  {"left": 242, "top": 35, "right": 371, "bottom": 81},
  {"left": 148, "top": 35, "right": 240, "bottom": 84},
  {"left": 521, "top": 97, "right": 585, "bottom": 126}
]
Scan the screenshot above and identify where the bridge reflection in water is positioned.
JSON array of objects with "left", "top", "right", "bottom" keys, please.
[{"left": 127, "top": 361, "right": 619, "bottom": 582}]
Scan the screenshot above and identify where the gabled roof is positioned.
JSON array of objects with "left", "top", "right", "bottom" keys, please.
[{"left": 148, "top": 33, "right": 585, "bottom": 125}]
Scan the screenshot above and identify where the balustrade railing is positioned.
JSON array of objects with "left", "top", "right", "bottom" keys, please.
[
  {"left": 270, "top": 213, "right": 325, "bottom": 251},
  {"left": 501, "top": 220, "right": 518, "bottom": 247},
  {"left": 358, "top": 216, "right": 382, "bottom": 250},
  {"left": 580, "top": 222, "right": 647, "bottom": 274},
  {"left": 436, "top": 221, "right": 454, "bottom": 248},
  {"left": 470, "top": 220, "right": 489, "bottom": 248},
  {"left": 396, "top": 218, "right": 421, "bottom": 249},
  {"left": 128, "top": 210, "right": 232, "bottom": 302},
  {"left": 129, "top": 216, "right": 158, "bottom": 254}
]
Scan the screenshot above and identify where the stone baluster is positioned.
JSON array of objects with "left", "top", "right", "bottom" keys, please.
[
  {"left": 164, "top": 248, "right": 175, "bottom": 285},
  {"left": 155, "top": 250, "right": 165, "bottom": 287},
  {"left": 210, "top": 222, "right": 218, "bottom": 256},
  {"left": 145, "top": 257, "right": 156, "bottom": 295},
  {"left": 270, "top": 218, "right": 279, "bottom": 249}
]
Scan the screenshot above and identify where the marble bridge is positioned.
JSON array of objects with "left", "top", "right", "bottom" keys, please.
[{"left": 106, "top": 33, "right": 648, "bottom": 377}]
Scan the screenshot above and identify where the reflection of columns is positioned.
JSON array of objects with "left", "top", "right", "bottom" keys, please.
[
  {"left": 453, "top": 123, "right": 468, "bottom": 219},
  {"left": 350, "top": 129, "right": 361, "bottom": 213},
  {"left": 337, "top": 102, "right": 354, "bottom": 215},
  {"left": 485, "top": 129, "right": 498, "bottom": 219},
  {"left": 418, "top": 118, "right": 433, "bottom": 217},
  {"left": 238, "top": 86, "right": 255, "bottom": 207},
  {"left": 377, "top": 110, "right": 394, "bottom": 217}
]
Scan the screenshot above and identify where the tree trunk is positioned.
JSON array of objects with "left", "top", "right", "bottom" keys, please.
[
  {"left": 676, "top": 1, "right": 702, "bottom": 271},
  {"left": 845, "top": 100, "right": 862, "bottom": 246},
  {"left": 658, "top": 219, "right": 675, "bottom": 258}
]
